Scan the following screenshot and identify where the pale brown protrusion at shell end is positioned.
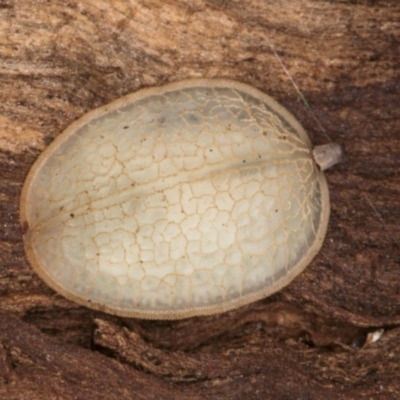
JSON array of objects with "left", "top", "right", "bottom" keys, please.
[{"left": 313, "top": 143, "right": 343, "bottom": 171}]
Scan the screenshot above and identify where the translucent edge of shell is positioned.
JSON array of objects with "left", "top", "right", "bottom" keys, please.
[{"left": 20, "top": 78, "right": 329, "bottom": 320}]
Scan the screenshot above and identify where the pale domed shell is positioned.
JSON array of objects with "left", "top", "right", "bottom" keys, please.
[{"left": 20, "top": 79, "right": 335, "bottom": 319}]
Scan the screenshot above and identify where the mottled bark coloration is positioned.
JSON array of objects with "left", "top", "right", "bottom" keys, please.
[{"left": 0, "top": 0, "right": 399, "bottom": 399}]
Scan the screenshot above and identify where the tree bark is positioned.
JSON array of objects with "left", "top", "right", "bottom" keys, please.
[{"left": 0, "top": 0, "right": 399, "bottom": 398}]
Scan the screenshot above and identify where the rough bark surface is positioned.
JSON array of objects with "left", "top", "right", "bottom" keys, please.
[{"left": 0, "top": 0, "right": 399, "bottom": 399}]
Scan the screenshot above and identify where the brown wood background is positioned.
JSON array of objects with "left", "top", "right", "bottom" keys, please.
[{"left": 0, "top": 0, "right": 399, "bottom": 398}]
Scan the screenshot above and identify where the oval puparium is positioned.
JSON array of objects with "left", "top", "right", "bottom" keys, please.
[{"left": 20, "top": 79, "right": 339, "bottom": 319}]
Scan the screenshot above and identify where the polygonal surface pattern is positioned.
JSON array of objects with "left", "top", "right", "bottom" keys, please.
[{"left": 21, "top": 80, "right": 330, "bottom": 319}]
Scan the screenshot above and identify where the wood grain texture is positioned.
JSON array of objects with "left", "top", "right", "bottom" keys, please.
[{"left": 0, "top": 0, "right": 399, "bottom": 398}]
